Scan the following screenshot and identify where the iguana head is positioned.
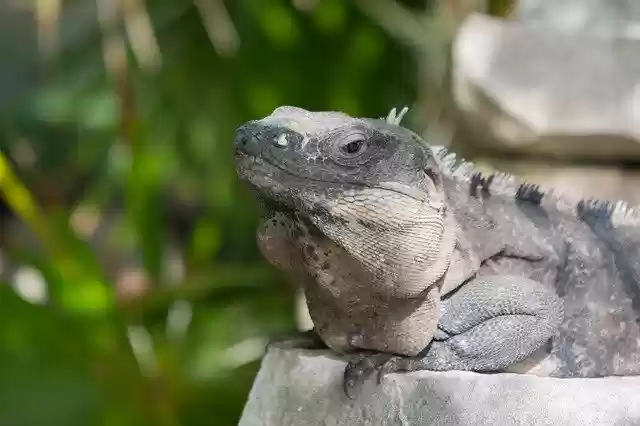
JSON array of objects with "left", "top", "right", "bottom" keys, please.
[{"left": 234, "top": 106, "right": 456, "bottom": 297}]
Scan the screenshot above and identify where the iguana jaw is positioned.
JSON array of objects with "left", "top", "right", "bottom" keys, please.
[
  {"left": 234, "top": 151, "right": 291, "bottom": 208},
  {"left": 235, "top": 150, "right": 436, "bottom": 211},
  {"left": 237, "top": 150, "right": 455, "bottom": 298}
]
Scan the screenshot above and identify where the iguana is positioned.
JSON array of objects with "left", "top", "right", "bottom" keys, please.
[{"left": 233, "top": 105, "right": 640, "bottom": 398}]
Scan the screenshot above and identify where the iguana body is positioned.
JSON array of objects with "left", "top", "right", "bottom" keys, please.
[{"left": 233, "top": 106, "right": 640, "bottom": 397}]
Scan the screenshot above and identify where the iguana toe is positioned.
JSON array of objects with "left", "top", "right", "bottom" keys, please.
[
  {"left": 377, "top": 356, "right": 408, "bottom": 383},
  {"left": 377, "top": 355, "right": 429, "bottom": 384},
  {"left": 343, "top": 352, "right": 395, "bottom": 399}
]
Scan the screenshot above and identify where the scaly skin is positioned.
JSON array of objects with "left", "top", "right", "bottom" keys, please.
[{"left": 233, "top": 106, "right": 640, "bottom": 399}]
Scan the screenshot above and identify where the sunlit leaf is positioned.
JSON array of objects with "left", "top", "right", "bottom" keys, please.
[{"left": 80, "top": 90, "right": 120, "bottom": 130}]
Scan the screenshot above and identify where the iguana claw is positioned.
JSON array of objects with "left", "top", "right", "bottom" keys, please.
[{"left": 343, "top": 352, "right": 410, "bottom": 399}]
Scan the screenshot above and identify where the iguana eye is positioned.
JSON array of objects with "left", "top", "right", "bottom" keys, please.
[
  {"left": 344, "top": 140, "right": 363, "bottom": 154},
  {"left": 340, "top": 133, "right": 366, "bottom": 155}
]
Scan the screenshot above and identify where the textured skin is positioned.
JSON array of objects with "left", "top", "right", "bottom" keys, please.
[{"left": 233, "top": 106, "right": 640, "bottom": 396}]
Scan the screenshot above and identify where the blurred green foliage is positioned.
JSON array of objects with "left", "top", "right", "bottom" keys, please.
[{"left": 0, "top": 1, "right": 426, "bottom": 425}]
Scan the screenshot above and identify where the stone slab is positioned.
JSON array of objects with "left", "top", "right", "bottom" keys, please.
[
  {"left": 517, "top": 0, "right": 640, "bottom": 38},
  {"left": 238, "top": 344, "right": 640, "bottom": 426},
  {"left": 451, "top": 13, "right": 640, "bottom": 162}
]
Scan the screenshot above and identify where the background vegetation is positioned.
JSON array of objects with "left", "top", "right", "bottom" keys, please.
[{"left": 0, "top": 1, "right": 511, "bottom": 425}]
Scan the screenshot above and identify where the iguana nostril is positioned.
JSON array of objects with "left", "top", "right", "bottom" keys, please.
[
  {"left": 235, "top": 127, "right": 251, "bottom": 146},
  {"left": 235, "top": 122, "right": 295, "bottom": 156},
  {"left": 234, "top": 124, "right": 263, "bottom": 157}
]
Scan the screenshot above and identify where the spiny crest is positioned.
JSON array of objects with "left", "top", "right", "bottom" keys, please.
[
  {"left": 577, "top": 199, "right": 640, "bottom": 227},
  {"left": 385, "top": 106, "right": 409, "bottom": 126},
  {"left": 432, "top": 145, "right": 520, "bottom": 194},
  {"left": 431, "top": 145, "right": 640, "bottom": 227},
  {"left": 377, "top": 109, "right": 640, "bottom": 226}
]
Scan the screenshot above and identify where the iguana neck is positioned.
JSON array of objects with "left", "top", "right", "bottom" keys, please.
[{"left": 415, "top": 205, "right": 459, "bottom": 297}]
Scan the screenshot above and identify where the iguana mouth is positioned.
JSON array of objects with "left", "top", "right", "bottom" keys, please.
[
  {"left": 235, "top": 152, "right": 293, "bottom": 210},
  {"left": 235, "top": 151, "right": 430, "bottom": 203}
]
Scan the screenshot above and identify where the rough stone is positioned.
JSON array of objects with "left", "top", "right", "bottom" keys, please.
[
  {"left": 450, "top": 12, "right": 640, "bottom": 162},
  {"left": 238, "top": 343, "right": 640, "bottom": 426},
  {"left": 517, "top": 0, "right": 640, "bottom": 38}
]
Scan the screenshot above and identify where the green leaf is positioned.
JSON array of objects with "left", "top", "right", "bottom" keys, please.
[
  {"left": 0, "top": 153, "right": 114, "bottom": 316},
  {"left": 79, "top": 90, "right": 120, "bottom": 131},
  {"left": 125, "top": 125, "right": 169, "bottom": 285}
]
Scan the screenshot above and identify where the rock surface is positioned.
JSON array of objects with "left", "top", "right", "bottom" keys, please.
[
  {"left": 238, "top": 343, "right": 640, "bottom": 426},
  {"left": 450, "top": 13, "right": 640, "bottom": 161},
  {"left": 517, "top": 0, "right": 640, "bottom": 38}
]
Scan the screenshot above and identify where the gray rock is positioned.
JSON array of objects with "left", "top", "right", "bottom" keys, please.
[
  {"left": 239, "top": 344, "right": 640, "bottom": 426},
  {"left": 517, "top": 0, "right": 640, "bottom": 38},
  {"left": 451, "top": 13, "right": 640, "bottom": 162}
]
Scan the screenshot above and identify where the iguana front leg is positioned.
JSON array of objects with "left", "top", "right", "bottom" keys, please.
[{"left": 343, "top": 275, "right": 564, "bottom": 398}]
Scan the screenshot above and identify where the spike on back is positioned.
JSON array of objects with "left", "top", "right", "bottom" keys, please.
[
  {"left": 385, "top": 106, "right": 410, "bottom": 126},
  {"left": 431, "top": 145, "right": 640, "bottom": 227}
]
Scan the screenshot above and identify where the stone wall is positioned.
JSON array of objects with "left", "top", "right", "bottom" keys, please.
[{"left": 450, "top": 9, "right": 640, "bottom": 203}]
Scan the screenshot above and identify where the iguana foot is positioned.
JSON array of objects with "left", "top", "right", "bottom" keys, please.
[
  {"left": 377, "top": 354, "right": 426, "bottom": 378},
  {"left": 343, "top": 352, "right": 409, "bottom": 399}
]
